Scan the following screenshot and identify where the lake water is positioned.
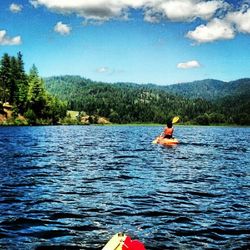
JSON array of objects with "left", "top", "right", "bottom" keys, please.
[{"left": 0, "top": 125, "right": 249, "bottom": 250}]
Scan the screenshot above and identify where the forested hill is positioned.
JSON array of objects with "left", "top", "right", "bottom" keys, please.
[
  {"left": 44, "top": 75, "right": 250, "bottom": 125},
  {"left": 44, "top": 75, "right": 204, "bottom": 124},
  {"left": 147, "top": 78, "right": 250, "bottom": 101}
]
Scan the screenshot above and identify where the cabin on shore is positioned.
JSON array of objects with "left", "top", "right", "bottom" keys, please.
[{"left": 0, "top": 102, "right": 13, "bottom": 119}]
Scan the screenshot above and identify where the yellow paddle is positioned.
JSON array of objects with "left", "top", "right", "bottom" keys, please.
[
  {"left": 152, "top": 116, "right": 180, "bottom": 144},
  {"left": 172, "top": 116, "right": 180, "bottom": 124}
]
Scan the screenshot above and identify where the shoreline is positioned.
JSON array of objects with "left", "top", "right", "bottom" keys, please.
[{"left": 0, "top": 123, "right": 249, "bottom": 127}]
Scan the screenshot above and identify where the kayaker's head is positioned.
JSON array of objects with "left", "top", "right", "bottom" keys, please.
[{"left": 167, "top": 121, "right": 173, "bottom": 128}]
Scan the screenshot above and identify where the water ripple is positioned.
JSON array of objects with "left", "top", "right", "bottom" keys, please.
[{"left": 0, "top": 125, "right": 249, "bottom": 249}]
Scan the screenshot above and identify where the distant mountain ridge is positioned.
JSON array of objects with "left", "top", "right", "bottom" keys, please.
[
  {"left": 160, "top": 79, "right": 226, "bottom": 100},
  {"left": 44, "top": 76, "right": 250, "bottom": 101},
  {"left": 159, "top": 78, "right": 250, "bottom": 101}
]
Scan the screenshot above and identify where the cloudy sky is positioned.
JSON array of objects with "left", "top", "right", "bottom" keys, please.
[{"left": 1, "top": 0, "right": 250, "bottom": 84}]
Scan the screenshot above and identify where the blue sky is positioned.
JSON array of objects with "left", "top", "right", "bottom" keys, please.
[{"left": 0, "top": 0, "right": 250, "bottom": 85}]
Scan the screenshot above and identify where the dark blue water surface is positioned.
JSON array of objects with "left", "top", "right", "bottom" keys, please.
[{"left": 0, "top": 125, "right": 249, "bottom": 250}]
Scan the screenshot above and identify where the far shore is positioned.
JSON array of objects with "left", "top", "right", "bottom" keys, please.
[{"left": 0, "top": 122, "right": 248, "bottom": 127}]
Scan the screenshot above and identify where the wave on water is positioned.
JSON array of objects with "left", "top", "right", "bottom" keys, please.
[{"left": 0, "top": 126, "right": 249, "bottom": 249}]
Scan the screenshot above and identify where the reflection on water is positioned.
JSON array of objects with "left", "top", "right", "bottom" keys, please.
[{"left": 0, "top": 126, "right": 249, "bottom": 249}]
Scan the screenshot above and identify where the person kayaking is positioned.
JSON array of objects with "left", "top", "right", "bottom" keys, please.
[
  {"left": 162, "top": 120, "right": 174, "bottom": 139},
  {"left": 152, "top": 116, "right": 179, "bottom": 145}
]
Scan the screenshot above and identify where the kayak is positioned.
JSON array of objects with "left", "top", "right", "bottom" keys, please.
[
  {"left": 102, "top": 232, "right": 145, "bottom": 250},
  {"left": 153, "top": 136, "right": 179, "bottom": 146}
]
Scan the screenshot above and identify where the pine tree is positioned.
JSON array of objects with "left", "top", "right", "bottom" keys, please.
[
  {"left": 9, "top": 56, "right": 19, "bottom": 104},
  {"left": 0, "top": 53, "right": 12, "bottom": 103},
  {"left": 15, "top": 52, "right": 28, "bottom": 113},
  {"left": 27, "top": 65, "right": 47, "bottom": 118}
]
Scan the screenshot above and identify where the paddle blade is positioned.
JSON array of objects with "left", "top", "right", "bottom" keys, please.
[{"left": 172, "top": 116, "right": 180, "bottom": 124}]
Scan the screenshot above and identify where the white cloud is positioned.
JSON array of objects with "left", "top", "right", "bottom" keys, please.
[
  {"left": 96, "top": 67, "right": 109, "bottom": 73},
  {"left": 177, "top": 60, "right": 201, "bottom": 69},
  {"left": 30, "top": 0, "right": 133, "bottom": 22},
  {"left": 54, "top": 22, "right": 71, "bottom": 35},
  {"left": 185, "top": 3, "right": 250, "bottom": 43},
  {"left": 30, "top": 0, "right": 226, "bottom": 22},
  {"left": 96, "top": 67, "right": 125, "bottom": 75},
  {"left": 186, "top": 18, "right": 235, "bottom": 43},
  {"left": 147, "top": 0, "right": 227, "bottom": 22},
  {"left": 10, "top": 3, "right": 23, "bottom": 13},
  {"left": 227, "top": 8, "right": 250, "bottom": 34},
  {"left": 0, "top": 30, "right": 21, "bottom": 45}
]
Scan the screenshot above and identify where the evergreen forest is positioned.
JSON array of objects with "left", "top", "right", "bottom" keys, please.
[
  {"left": 0, "top": 53, "right": 67, "bottom": 125},
  {"left": 44, "top": 76, "right": 250, "bottom": 125}
]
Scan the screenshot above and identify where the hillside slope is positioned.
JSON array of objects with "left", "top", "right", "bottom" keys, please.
[
  {"left": 44, "top": 76, "right": 211, "bottom": 124},
  {"left": 148, "top": 78, "right": 250, "bottom": 101},
  {"left": 44, "top": 76, "right": 250, "bottom": 125}
]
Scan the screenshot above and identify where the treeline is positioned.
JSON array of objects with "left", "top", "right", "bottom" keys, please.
[
  {"left": 0, "top": 53, "right": 67, "bottom": 125},
  {"left": 44, "top": 76, "right": 250, "bottom": 125}
]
